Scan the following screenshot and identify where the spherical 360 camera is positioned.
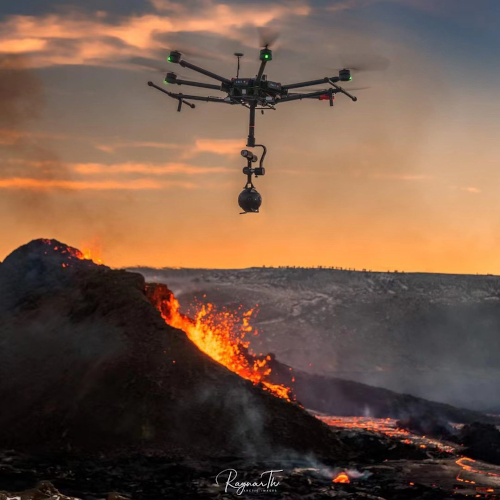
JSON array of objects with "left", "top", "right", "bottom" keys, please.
[{"left": 238, "top": 187, "right": 262, "bottom": 213}]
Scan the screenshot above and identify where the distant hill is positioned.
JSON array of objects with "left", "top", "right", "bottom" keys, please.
[{"left": 130, "top": 267, "right": 500, "bottom": 412}]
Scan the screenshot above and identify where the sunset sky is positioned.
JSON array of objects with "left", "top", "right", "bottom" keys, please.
[{"left": 1, "top": 0, "right": 499, "bottom": 272}]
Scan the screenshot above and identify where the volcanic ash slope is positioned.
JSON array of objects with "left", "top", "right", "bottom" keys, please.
[{"left": 0, "top": 239, "right": 347, "bottom": 458}]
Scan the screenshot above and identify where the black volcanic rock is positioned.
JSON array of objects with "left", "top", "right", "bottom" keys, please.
[
  {"left": 459, "top": 422, "right": 500, "bottom": 465},
  {"left": 0, "top": 239, "right": 349, "bottom": 458}
]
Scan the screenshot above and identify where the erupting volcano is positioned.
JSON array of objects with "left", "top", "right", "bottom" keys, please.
[
  {"left": 0, "top": 238, "right": 345, "bottom": 460},
  {"left": 50, "top": 238, "right": 291, "bottom": 399},
  {"left": 146, "top": 284, "right": 293, "bottom": 400}
]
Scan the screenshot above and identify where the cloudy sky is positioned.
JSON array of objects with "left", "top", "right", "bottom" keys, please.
[{"left": 0, "top": 0, "right": 499, "bottom": 272}]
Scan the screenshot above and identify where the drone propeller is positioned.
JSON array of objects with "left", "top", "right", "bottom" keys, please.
[
  {"left": 127, "top": 56, "right": 177, "bottom": 73},
  {"left": 132, "top": 62, "right": 191, "bottom": 80},
  {"left": 131, "top": 56, "right": 218, "bottom": 84},
  {"left": 126, "top": 56, "right": 168, "bottom": 72},
  {"left": 165, "top": 45, "right": 218, "bottom": 60},
  {"left": 258, "top": 26, "right": 280, "bottom": 48},
  {"left": 331, "top": 54, "right": 390, "bottom": 73}
]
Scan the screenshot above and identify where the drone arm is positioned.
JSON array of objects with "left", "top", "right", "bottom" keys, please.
[
  {"left": 255, "top": 60, "right": 267, "bottom": 84},
  {"left": 179, "top": 59, "right": 232, "bottom": 85},
  {"left": 276, "top": 89, "right": 337, "bottom": 104},
  {"left": 148, "top": 82, "right": 233, "bottom": 105},
  {"left": 328, "top": 79, "right": 357, "bottom": 102},
  {"left": 282, "top": 77, "right": 339, "bottom": 90},
  {"left": 169, "top": 78, "right": 222, "bottom": 91}
]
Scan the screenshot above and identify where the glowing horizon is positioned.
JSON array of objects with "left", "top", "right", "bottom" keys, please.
[{"left": 1, "top": 0, "right": 499, "bottom": 275}]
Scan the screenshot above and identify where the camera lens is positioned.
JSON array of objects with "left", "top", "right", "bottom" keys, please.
[{"left": 238, "top": 187, "right": 262, "bottom": 213}]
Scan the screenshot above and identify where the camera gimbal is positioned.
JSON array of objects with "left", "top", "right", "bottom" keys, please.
[{"left": 238, "top": 145, "right": 267, "bottom": 214}]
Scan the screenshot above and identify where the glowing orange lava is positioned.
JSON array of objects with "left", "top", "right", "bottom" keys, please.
[
  {"left": 456, "top": 456, "right": 500, "bottom": 480},
  {"left": 41, "top": 238, "right": 104, "bottom": 266},
  {"left": 333, "top": 472, "right": 350, "bottom": 484},
  {"left": 152, "top": 289, "right": 292, "bottom": 401},
  {"left": 80, "top": 238, "right": 103, "bottom": 264}
]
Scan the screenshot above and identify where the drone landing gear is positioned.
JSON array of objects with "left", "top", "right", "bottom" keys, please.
[{"left": 238, "top": 145, "right": 267, "bottom": 214}]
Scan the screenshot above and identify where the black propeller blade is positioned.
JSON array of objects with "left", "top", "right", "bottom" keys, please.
[
  {"left": 258, "top": 26, "right": 280, "bottom": 48},
  {"left": 130, "top": 60, "right": 191, "bottom": 79},
  {"left": 165, "top": 45, "right": 218, "bottom": 60},
  {"left": 333, "top": 54, "right": 390, "bottom": 73},
  {"left": 128, "top": 56, "right": 169, "bottom": 73}
]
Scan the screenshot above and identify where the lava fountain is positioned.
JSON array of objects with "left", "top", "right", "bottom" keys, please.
[{"left": 147, "top": 284, "right": 292, "bottom": 401}]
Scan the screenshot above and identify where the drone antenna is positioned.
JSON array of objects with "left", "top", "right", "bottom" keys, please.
[{"left": 234, "top": 52, "right": 244, "bottom": 78}]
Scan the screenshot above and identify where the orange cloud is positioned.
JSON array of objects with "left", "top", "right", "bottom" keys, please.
[
  {"left": 193, "top": 138, "right": 243, "bottom": 156},
  {"left": 0, "top": 177, "right": 195, "bottom": 190},
  {"left": 0, "top": 38, "right": 46, "bottom": 53},
  {"left": 371, "top": 173, "right": 434, "bottom": 181},
  {"left": 176, "top": 138, "right": 244, "bottom": 160},
  {"left": 0, "top": 129, "right": 27, "bottom": 145},
  {"left": 0, "top": 129, "right": 71, "bottom": 145},
  {"left": 96, "top": 138, "right": 243, "bottom": 158},
  {"left": 95, "top": 141, "right": 183, "bottom": 154},
  {"left": 0, "top": 2, "right": 310, "bottom": 68},
  {"left": 462, "top": 186, "right": 481, "bottom": 194},
  {"left": 72, "top": 162, "right": 232, "bottom": 175}
]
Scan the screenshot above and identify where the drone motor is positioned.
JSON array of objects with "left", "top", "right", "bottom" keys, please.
[
  {"left": 167, "top": 50, "right": 181, "bottom": 64},
  {"left": 339, "top": 68, "right": 352, "bottom": 81}
]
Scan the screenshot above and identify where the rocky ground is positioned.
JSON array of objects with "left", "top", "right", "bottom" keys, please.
[
  {"left": 0, "top": 446, "right": 479, "bottom": 500},
  {"left": 131, "top": 266, "right": 500, "bottom": 411}
]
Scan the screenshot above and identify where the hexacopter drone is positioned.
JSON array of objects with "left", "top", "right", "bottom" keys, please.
[{"left": 147, "top": 42, "right": 360, "bottom": 214}]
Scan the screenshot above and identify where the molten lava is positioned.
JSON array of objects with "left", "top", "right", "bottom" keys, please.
[
  {"left": 80, "top": 238, "right": 103, "bottom": 264},
  {"left": 333, "top": 472, "right": 350, "bottom": 484},
  {"left": 41, "top": 238, "right": 104, "bottom": 266},
  {"left": 148, "top": 285, "right": 292, "bottom": 401}
]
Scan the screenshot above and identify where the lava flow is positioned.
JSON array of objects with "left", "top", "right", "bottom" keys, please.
[
  {"left": 320, "top": 416, "right": 456, "bottom": 453},
  {"left": 147, "top": 285, "right": 292, "bottom": 401}
]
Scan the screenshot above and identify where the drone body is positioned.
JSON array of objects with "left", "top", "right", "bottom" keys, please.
[{"left": 147, "top": 45, "right": 359, "bottom": 213}]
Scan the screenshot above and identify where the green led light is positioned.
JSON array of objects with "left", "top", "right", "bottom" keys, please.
[
  {"left": 349, "top": 76, "right": 352, "bottom": 81},
  {"left": 167, "top": 56, "right": 172, "bottom": 62},
  {"left": 264, "top": 54, "right": 269, "bottom": 59},
  {"left": 164, "top": 79, "right": 169, "bottom": 84}
]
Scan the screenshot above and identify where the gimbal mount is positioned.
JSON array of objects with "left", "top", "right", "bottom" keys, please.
[{"left": 239, "top": 145, "right": 267, "bottom": 214}]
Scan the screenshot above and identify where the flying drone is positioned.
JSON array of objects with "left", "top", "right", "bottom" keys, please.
[{"left": 147, "top": 37, "right": 364, "bottom": 214}]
